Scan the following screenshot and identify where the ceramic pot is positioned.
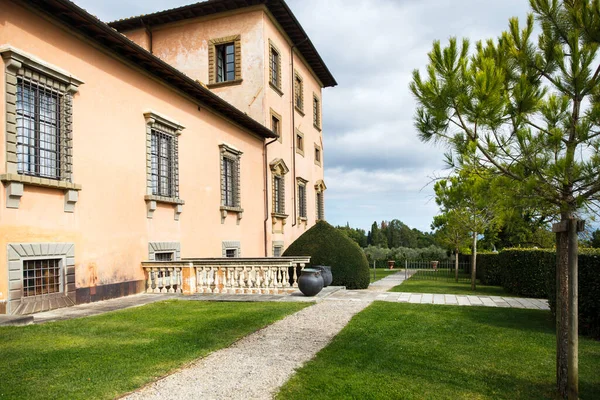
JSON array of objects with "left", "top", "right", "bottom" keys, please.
[
  {"left": 313, "top": 265, "right": 333, "bottom": 287},
  {"left": 298, "top": 268, "right": 324, "bottom": 296}
]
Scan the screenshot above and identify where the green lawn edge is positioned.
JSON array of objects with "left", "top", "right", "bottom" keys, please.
[
  {"left": 0, "top": 300, "right": 310, "bottom": 400},
  {"left": 277, "top": 302, "right": 600, "bottom": 400}
]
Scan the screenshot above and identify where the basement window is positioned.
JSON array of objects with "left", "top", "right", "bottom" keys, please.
[{"left": 23, "top": 259, "right": 62, "bottom": 297}]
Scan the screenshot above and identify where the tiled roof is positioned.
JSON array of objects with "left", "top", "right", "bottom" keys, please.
[{"left": 107, "top": 0, "right": 337, "bottom": 88}]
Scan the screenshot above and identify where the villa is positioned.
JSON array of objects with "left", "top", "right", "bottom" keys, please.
[{"left": 0, "top": 0, "right": 336, "bottom": 315}]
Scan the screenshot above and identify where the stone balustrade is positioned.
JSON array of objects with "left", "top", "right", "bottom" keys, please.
[{"left": 141, "top": 257, "right": 310, "bottom": 295}]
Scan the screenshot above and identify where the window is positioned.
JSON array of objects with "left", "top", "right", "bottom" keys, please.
[
  {"left": 216, "top": 43, "right": 235, "bottom": 83},
  {"left": 209, "top": 35, "right": 242, "bottom": 86},
  {"left": 297, "top": 178, "right": 307, "bottom": 220},
  {"left": 150, "top": 129, "right": 177, "bottom": 197},
  {"left": 316, "top": 191, "right": 324, "bottom": 220},
  {"left": 155, "top": 252, "right": 174, "bottom": 262},
  {"left": 313, "top": 94, "right": 321, "bottom": 129},
  {"left": 270, "top": 108, "right": 282, "bottom": 142},
  {"left": 315, "top": 180, "right": 327, "bottom": 221},
  {"left": 274, "top": 175, "right": 285, "bottom": 214},
  {"left": 225, "top": 248, "right": 237, "bottom": 258},
  {"left": 23, "top": 259, "right": 62, "bottom": 297},
  {"left": 314, "top": 144, "right": 322, "bottom": 166},
  {"left": 269, "top": 41, "right": 282, "bottom": 91},
  {"left": 294, "top": 72, "right": 304, "bottom": 112},
  {"left": 296, "top": 129, "right": 304, "bottom": 156},
  {"left": 273, "top": 245, "right": 283, "bottom": 257},
  {"left": 220, "top": 144, "right": 242, "bottom": 210}
]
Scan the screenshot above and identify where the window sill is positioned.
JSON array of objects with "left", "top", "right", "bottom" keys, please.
[
  {"left": 296, "top": 148, "right": 305, "bottom": 157},
  {"left": 221, "top": 205, "right": 244, "bottom": 213},
  {"left": 269, "top": 82, "right": 284, "bottom": 96},
  {"left": 144, "top": 195, "right": 185, "bottom": 205},
  {"left": 298, "top": 217, "right": 308, "bottom": 224},
  {"left": 207, "top": 79, "right": 243, "bottom": 89},
  {"left": 295, "top": 106, "right": 305, "bottom": 117},
  {"left": 272, "top": 212, "right": 289, "bottom": 219},
  {"left": 1, "top": 173, "right": 81, "bottom": 191},
  {"left": 314, "top": 160, "right": 322, "bottom": 167},
  {"left": 314, "top": 124, "right": 322, "bottom": 132},
  {"left": 220, "top": 206, "right": 244, "bottom": 225}
]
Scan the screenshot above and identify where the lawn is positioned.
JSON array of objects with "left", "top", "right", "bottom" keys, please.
[
  {"left": 390, "top": 270, "right": 522, "bottom": 297},
  {"left": 370, "top": 268, "right": 401, "bottom": 283},
  {"left": 277, "top": 303, "right": 600, "bottom": 400},
  {"left": 0, "top": 300, "right": 309, "bottom": 400}
]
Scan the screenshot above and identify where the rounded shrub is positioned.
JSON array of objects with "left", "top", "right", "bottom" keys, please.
[{"left": 283, "top": 220, "right": 370, "bottom": 289}]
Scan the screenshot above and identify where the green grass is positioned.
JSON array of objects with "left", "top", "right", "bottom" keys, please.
[
  {"left": 370, "top": 268, "right": 401, "bottom": 283},
  {"left": 390, "top": 271, "right": 522, "bottom": 297},
  {"left": 277, "top": 303, "right": 600, "bottom": 400},
  {"left": 0, "top": 300, "right": 309, "bottom": 400}
]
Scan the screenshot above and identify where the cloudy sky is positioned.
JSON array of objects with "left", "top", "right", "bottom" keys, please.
[{"left": 75, "top": 0, "right": 531, "bottom": 232}]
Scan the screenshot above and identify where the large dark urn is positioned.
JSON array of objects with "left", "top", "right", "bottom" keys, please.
[
  {"left": 298, "top": 268, "right": 324, "bottom": 296},
  {"left": 313, "top": 265, "right": 333, "bottom": 287}
]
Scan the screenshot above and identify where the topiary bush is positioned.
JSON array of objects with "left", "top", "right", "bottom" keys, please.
[{"left": 283, "top": 220, "right": 370, "bottom": 289}]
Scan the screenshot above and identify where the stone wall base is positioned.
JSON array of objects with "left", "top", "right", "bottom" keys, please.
[{"left": 76, "top": 280, "right": 146, "bottom": 305}]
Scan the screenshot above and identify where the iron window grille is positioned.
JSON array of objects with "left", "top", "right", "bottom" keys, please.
[
  {"left": 22, "top": 259, "right": 63, "bottom": 297},
  {"left": 16, "top": 74, "right": 72, "bottom": 180},
  {"left": 294, "top": 74, "right": 304, "bottom": 111},
  {"left": 221, "top": 155, "right": 239, "bottom": 207},
  {"left": 225, "top": 248, "right": 237, "bottom": 258},
  {"left": 216, "top": 43, "right": 236, "bottom": 83},
  {"left": 316, "top": 191, "right": 324, "bottom": 220},
  {"left": 155, "top": 252, "right": 174, "bottom": 262},
  {"left": 150, "top": 128, "right": 179, "bottom": 198},
  {"left": 313, "top": 95, "right": 321, "bottom": 128},
  {"left": 298, "top": 183, "right": 307, "bottom": 218},
  {"left": 274, "top": 175, "right": 285, "bottom": 214}
]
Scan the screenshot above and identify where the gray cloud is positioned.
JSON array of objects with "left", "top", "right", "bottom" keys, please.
[{"left": 74, "top": 0, "right": 531, "bottom": 231}]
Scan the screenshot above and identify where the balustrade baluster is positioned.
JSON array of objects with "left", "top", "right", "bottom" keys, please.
[
  {"left": 176, "top": 267, "right": 182, "bottom": 293},
  {"left": 283, "top": 266, "right": 290, "bottom": 288},
  {"left": 292, "top": 264, "right": 299, "bottom": 288},
  {"left": 145, "top": 268, "right": 152, "bottom": 293}
]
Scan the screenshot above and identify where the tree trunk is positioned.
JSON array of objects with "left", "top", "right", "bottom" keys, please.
[
  {"left": 471, "top": 232, "right": 477, "bottom": 291},
  {"left": 455, "top": 249, "right": 459, "bottom": 283},
  {"left": 567, "top": 219, "right": 579, "bottom": 400},
  {"left": 556, "top": 229, "right": 568, "bottom": 399}
]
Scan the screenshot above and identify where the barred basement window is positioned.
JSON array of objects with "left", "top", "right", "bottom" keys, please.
[
  {"left": 16, "top": 74, "right": 71, "bottom": 180},
  {"left": 274, "top": 175, "right": 285, "bottom": 214},
  {"left": 225, "top": 248, "right": 237, "bottom": 258},
  {"left": 155, "top": 252, "right": 174, "bottom": 262},
  {"left": 151, "top": 129, "right": 178, "bottom": 198},
  {"left": 23, "top": 259, "right": 62, "bottom": 297}
]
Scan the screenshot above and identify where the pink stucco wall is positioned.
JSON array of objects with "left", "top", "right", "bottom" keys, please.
[{"left": 0, "top": 1, "right": 269, "bottom": 302}]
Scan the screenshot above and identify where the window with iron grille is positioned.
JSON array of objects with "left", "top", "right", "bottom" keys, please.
[
  {"left": 225, "top": 248, "right": 237, "bottom": 258},
  {"left": 294, "top": 73, "right": 304, "bottom": 112},
  {"left": 22, "top": 259, "right": 63, "bottom": 297},
  {"left": 16, "top": 74, "right": 71, "bottom": 180},
  {"left": 150, "top": 129, "right": 178, "bottom": 198},
  {"left": 216, "top": 43, "right": 236, "bottom": 83},
  {"left": 298, "top": 181, "right": 307, "bottom": 219},
  {"left": 220, "top": 144, "right": 242, "bottom": 209},
  {"left": 316, "top": 191, "right": 324, "bottom": 220},
  {"left": 155, "top": 252, "right": 174, "bottom": 262},
  {"left": 313, "top": 95, "right": 321, "bottom": 129},
  {"left": 270, "top": 46, "right": 280, "bottom": 88},
  {"left": 273, "top": 175, "right": 285, "bottom": 214}
]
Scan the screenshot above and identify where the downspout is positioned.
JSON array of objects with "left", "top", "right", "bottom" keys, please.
[
  {"left": 291, "top": 37, "right": 308, "bottom": 227},
  {"left": 263, "top": 136, "right": 279, "bottom": 257},
  {"left": 141, "top": 19, "right": 153, "bottom": 54}
]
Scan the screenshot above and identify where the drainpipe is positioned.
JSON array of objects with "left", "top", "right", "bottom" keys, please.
[
  {"left": 263, "top": 137, "right": 279, "bottom": 256},
  {"left": 291, "top": 37, "right": 308, "bottom": 227}
]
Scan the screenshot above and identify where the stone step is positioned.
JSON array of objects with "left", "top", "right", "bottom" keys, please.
[{"left": 0, "top": 315, "right": 34, "bottom": 326}]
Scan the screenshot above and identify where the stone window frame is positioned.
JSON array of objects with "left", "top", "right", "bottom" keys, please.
[
  {"left": 315, "top": 180, "right": 327, "bottom": 221},
  {"left": 270, "top": 108, "right": 282, "bottom": 143},
  {"left": 268, "top": 39, "right": 283, "bottom": 96},
  {"left": 1, "top": 47, "right": 83, "bottom": 212},
  {"left": 219, "top": 143, "right": 243, "bottom": 223},
  {"left": 222, "top": 241, "right": 241, "bottom": 258},
  {"left": 6, "top": 242, "right": 76, "bottom": 315},
  {"left": 208, "top": 35, "right": 242, "bottom": 88},
  {"left": 295, "top": 129, "right": 305, "bottom": 157},
  {"left": 297, "top": 177, "right": 308, "bottom": 222},
  {"left": 313, "top": 93, "right": 322, "bottom": 131},
  {"left": 314, "top": 144, "right": 322, "bottom": 167},
  {"left": 273, "top": 241, "right": 284, "bottom": 257},
  {"left": 270, "top": 158, "right": 289, "bottom": 219},
  {"left": 294, "top": 71, "right": 304, "bottom": 115},
  {"left": 148, "top": 242, "right": 181, "bottom": 261},
  {"left": 144, "top": 111, "right": 185, "bottom": 220}
]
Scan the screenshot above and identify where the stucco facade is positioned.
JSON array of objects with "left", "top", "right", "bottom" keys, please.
[{"left": 0, "top": 0, "right": 334, "bottom": 315}]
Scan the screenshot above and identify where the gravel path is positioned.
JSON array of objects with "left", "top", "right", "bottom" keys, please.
[{"left": 122, "top": 299, "right": 370, "bottom": 400}]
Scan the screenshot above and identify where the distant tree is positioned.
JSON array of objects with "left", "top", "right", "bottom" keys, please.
[
  {"left": 432, "top": 209, "right": 471, "bottom": 282},
  {"left": 589, "top": 229, "right": 600, "bottom": 248},
  {"left": 369, "top": 221, "right": 388, "bottom": 248},
  {"left": 336, "top": 224, "right": 368, "bottom": 248}
]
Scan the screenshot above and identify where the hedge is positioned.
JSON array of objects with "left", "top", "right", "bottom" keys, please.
[
  {"left": 283, "top": 221, "right": 371, "bottom": 289},
  {"left": 476, "top": 248, "right": 600, "bottom": 338}
]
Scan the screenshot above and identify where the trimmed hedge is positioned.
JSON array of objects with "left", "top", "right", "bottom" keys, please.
[
  {"left": 476, "top": 248, "right": 600, "bottom": 338},
  {"left": 283, "top": 221, "right": 370, "bottom": 289}
]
